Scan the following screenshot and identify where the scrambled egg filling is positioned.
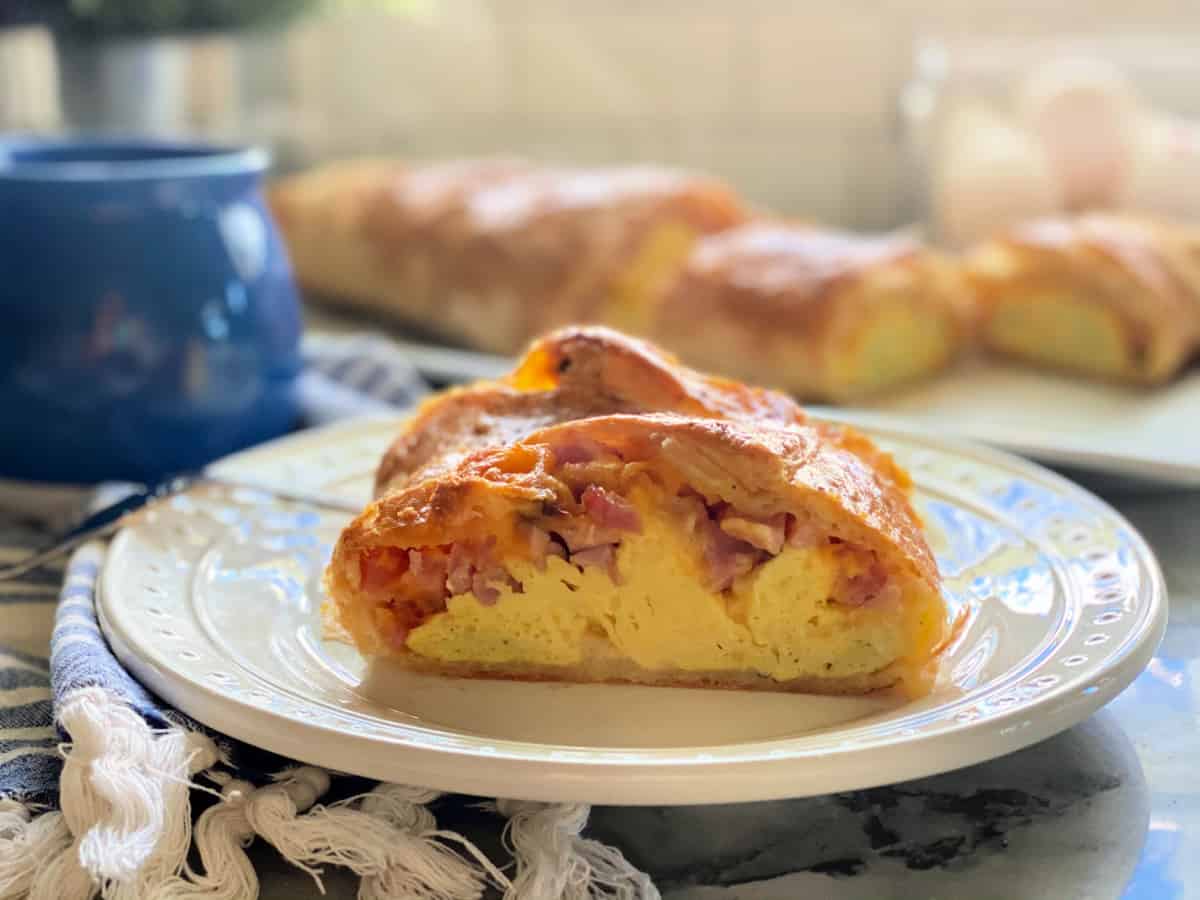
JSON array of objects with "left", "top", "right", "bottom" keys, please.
[
  {"left": 986, "top": 294, "right": 1129, "bottom": 377},
  {"left": 827, "top": 301, "right": 955, "bottom": 397},
  {"left": 404, "top": 500, "right": 944, "bottom": 683},
  {"left": 603, "top": 222, "right": 698, "bottom": 335}
]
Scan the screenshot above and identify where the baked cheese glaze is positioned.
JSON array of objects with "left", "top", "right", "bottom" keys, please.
[{"left": 405, "top": 487, "right": 946, "bottom": 682}]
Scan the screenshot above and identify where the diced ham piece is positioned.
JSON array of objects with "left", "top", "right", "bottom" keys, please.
[
  {"left": 360, "top": 547, "right": 409, "bottom": 591},
  {"left": 668, "top": 492, "right": 763, "bottom": 591},
  {"left": 542, "top": 486, "right": 639, "bottom": 572},
  {"left": 553, "top": 437, "right": 610, "bottom": 465},
  {"left": 519, "top": 522, "right": 551, "bottom": 569},
  {"left": 872, "top": 580, "right": 903, "bottom": 609},
  {"left": 841, "top": 560, "right": 890, "bottom": 608},
  {"left": 669, "top": 492, "right": 708, "bottom": 533},
  {"left": 474, "top": 561, "right": 521, "bottom": 606},
  {"left": 438, "top": 539, "right": 519, "bottom": 605},
  {"left": 363, "top": 537, "right": 528, "bottom": 643},
  {"left": 471, "top": 571, "right": 501, "bottom": 606},
  {"left": 446, "top": 542, "right": 474, "bottom": 595},
  {"left": 552, "top": 517, "right": 623, "bottom": 553},
  {"left": 569, "top": 544, "right": 615, "bottom": 568},
  {"left": 785, "top": 515, "right": 824, "bottom": 549},
  {"left": 719, "top": 512, "right": 787, "bottom": 555},
  {"left": 569, "top": 544, "right": 620, "bottom": 583},
  {"left": 581, "top": 485, "right": 642, "bottom": 533},
  {"left": 699, "top": 516, "right": 763, "bottom": 592},
  {"left": 364, "top": 484, "right": 884, "bottom": 625},
  {"left": 406, "top": 549, "right": 449, "bottom": 600},
  {"left": 374, "top": 606, "right": 409, "bottom": 649}
]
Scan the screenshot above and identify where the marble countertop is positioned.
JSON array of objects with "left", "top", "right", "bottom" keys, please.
[{"left": 255, "top": 476, "right": 1197, "bottom": 900}]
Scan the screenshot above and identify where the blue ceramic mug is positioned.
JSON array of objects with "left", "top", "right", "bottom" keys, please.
[{"left": 0, "top": 138, "right": 303, "bottom": 483}]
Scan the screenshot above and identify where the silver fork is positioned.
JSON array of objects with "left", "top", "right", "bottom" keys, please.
[{"left": 0, "top": 472, "right": 363, "bottom": 582}]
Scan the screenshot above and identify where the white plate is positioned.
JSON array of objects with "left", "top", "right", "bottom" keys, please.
[
  {"left": 98, "top": 416, "right": 1167, "bottom": 805},
  {"left": 828, "top": 359, "right": 1200, "bottom": 487}
]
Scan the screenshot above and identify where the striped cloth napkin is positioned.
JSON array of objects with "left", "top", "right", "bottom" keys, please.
[{"left": 0, "top": 333, "right": 656, "bottom": 900}]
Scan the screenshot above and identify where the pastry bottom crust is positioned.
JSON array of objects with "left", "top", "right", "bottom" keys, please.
[{"left": 375, "top": 642, "right": 908, "bottom": 697}]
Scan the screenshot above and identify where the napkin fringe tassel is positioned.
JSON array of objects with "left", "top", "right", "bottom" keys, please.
[
  {"left": 496, "top": 800, "right": 661, "bottom": 900},
  {"left": 16, "top": 686, "right": 218, "bottom": 900},
  {"left": 0, "top": 800, "right": 72, "bottom": 900},
  {"left": 2, "top": 685, "right": 656, "bottom": 899}
]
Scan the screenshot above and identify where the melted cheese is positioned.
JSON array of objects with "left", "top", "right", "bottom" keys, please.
[{"left": 405, "top": 496, "right": 945, "bottom": 683}]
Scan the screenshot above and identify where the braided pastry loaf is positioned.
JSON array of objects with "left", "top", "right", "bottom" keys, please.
[
  {"left": 268, "top": 158, "right": 745, "bottom": 355},
  {"left": 966, "top": 214, "right": 1200, "bottom": 383},
  {"left": 324, "top": 327, "right": 953, "bottom": 698}
]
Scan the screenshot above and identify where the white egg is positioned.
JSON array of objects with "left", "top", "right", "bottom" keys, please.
[
  {"left": 1121, "top": 114, "right": 1200, "bottom": 222},
  {"left": 1017, "top": 57, "right": 1142, "bottom": 211},
  {"left": 933, "top": 103, "right": 1061, "bottom": 247}
]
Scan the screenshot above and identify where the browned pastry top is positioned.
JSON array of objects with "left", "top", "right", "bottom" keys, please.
[
  {"left": 374, "top": 326, "right": 804, "bottom": 493},
  {"left": 690, "top": 225, "right": 921, "bottom": 294},
  {"left": 358, "top": 160, "right": 746, "bottom": 326},
  {"left": 1007, "top": 215, "right": 1195, "bottom": 298},
  {"left": 365, "top": 161, "right": 742, "bottom": 238},
  {"left": 656, "top": 224, "right": 939, "bottom": 330},
  {"left": 368, "top": 327, "right": 920, "bottom": 559},
  {"left": 993, "top": 214, "right": 1200, "bottom": 316},
  {"left": 353, "top": 411, "right": 937, "bottom": 595}
]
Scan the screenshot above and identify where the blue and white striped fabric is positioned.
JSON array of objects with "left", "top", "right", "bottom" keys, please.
[
  {"left": 0, "top": 333, "right": 429, "bottom": 806},
  {"left": 0, "top": 519, "right": 64, "bottom": 805}
]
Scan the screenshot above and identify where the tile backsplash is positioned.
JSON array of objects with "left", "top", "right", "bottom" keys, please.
[
  {"left": 6, "top": 0, "right": 1199, "bottom": 229},
  {"left": 276, "top": 2, "right": 915, "bottom": 227}
]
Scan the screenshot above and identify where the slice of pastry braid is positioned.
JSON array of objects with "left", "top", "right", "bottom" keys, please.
[
  {"left": 642, "top": 224, "right": 972, "bottom": 401},
  {"left": 965, "top": 214, "right": 1200, "bottom": 383},
  {"left": 268, "top": 158, "right": 746, "bottom": 354},
  {"left": 324, "top": 326, "right": 952, "bottom": 698}
]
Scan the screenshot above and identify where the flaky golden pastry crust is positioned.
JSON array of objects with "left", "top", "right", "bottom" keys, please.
[
  {"left": 967, "top": 214, "right": 1200, "bottom": 383},
  {"left": 373, "top": 326, "right": 911, "bottom": 498},
  {"left": 269, "top": 159, "right": 745, "bottom": 354},
  {"left": 325, "top": 327, "right": 945, "bottom": 696},
  {"left": 647, "top": 224, "right": 971, "bottom": 400},
  {"left": 352, "top": 412, "right": 936, "bottom": 591}
]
